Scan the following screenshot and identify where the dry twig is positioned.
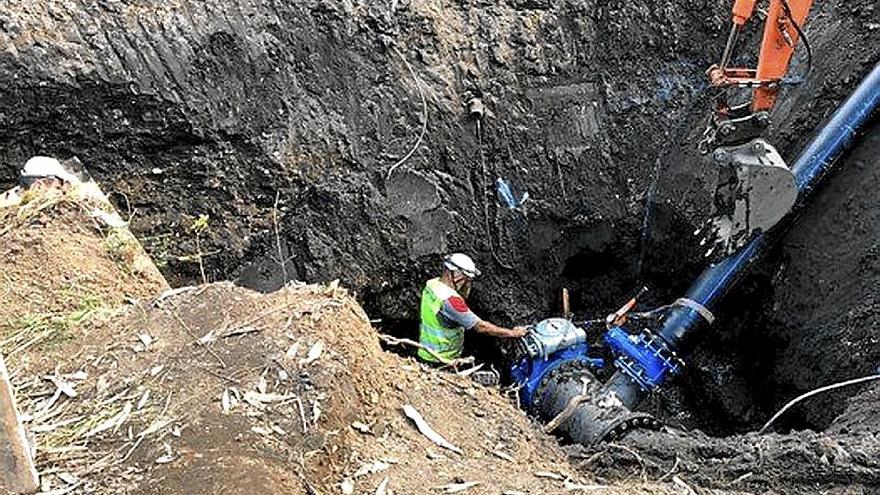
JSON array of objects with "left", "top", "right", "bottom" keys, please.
[
  {"left": 378, "top": 334, "right": 473, "bottom": 368},
  {"left": 164, "top": 309, "right": 226, "bottom": 368}
]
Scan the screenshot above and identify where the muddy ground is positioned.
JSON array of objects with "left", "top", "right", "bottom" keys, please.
[{"left": 1, "top": 0, "right": 880, "bottom": 493}]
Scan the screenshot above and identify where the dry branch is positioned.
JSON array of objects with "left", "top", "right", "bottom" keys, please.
[{"left": 378, "top": 334, "right": 474, "bottom": 369}]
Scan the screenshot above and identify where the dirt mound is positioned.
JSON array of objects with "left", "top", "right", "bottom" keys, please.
[
  {"left": 95, "top": 283, "right": 578, "bottom": 494},
  {"left": 13, "top": 279, "right": 684, "bottom": 494},
  {"left": 0, "top": 189, "right": 166, "bottom": 315},
  {"left": 0, "top": 187, "right": 167, "bottom": 370}
]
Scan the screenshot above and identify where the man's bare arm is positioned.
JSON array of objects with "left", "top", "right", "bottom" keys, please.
[{"left": 473, "top": 320, "right": 528, "bottom": 338}]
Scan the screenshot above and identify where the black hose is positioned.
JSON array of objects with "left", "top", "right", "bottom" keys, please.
[{"left": 779, "top": 0, "right": 813, "bottom": 84}]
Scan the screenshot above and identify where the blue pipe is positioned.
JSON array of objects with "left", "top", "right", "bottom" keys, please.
[{"left": 659, "top": 61, "right": 880, "bottom": 352}]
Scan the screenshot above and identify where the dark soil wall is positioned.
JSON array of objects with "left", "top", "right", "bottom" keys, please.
[
  {"left": 1, "top": 0, "right": 879, "bottom": 439},
  {"left": 0, "top": 0, "right": 726, "bottom": 326}
]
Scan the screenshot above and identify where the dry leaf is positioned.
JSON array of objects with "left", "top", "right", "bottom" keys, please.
[
  {"left": 197, "top": 330, "right": 216, "bottom": 345},
  {"left": 85, "top": 403, "right": 132, "bottom": 437},
  {"left": 57, "top": 473, "right": 78, "bottom": 485},
  {"left": 491, "top": 450, "right": 514, "bottom": 462},
  {"left": 300, "top": 341, "right": 324, "bottom": 365},
  {"left": 258, "top": 375, "right": 268, "bottom": 394},
  {"left": 222, "top": 389, "right": 232, "bottom": 413},
  {"left": 285, "top": 342, "right": 301, "bottom": 360},
  {"left": 534, "top": 471, "right": 566, "bottom": 481},
  {"left": 403, "top": 405, "right": 462, "bottom": 454},
  {"left": 46, "top": 375, "right": 77, "bottom": 398},
  {"left": 139, "top": 417, "right": 174, "bottom": 438},
  {"left": 138, "top": 333, "right": 153, "bottom": 349},
  {"left": 376, "top": 477, "right": 390, "bottom": 495},
  {"left": 96, "top": 375, "right": 110, "bottom": 395},
  {"left": 155, "top": 454, "right": 175, "bottom": 464},
  {"left": 351, "top": 421, "right": 371, "bottom": 433},
  {"left": 68, "top": 370, "right": 88, "bottom": 381},
  {"left": 137, "top": 390, "right": 151, "bottom": 410},
  {"left": 456, "top": 364, "right": 484, "bottom": 377},
  {"left": 251, "top": 426, "right": 272, "bottom": 436},
  {"left": 150, "top": 365, "right": 165, "bottom": 377},
  {"left": 312, "top": 400, "right": 322, "bottom": 423},
  {"left": 353, "top": 460, "right": 391, "bottom": 478}
]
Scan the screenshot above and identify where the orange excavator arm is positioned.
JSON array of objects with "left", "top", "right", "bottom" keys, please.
[
  {"left": 693, "top": 0, "right": 815, "bottom": 258},
  {"left": 708, "top": 0, "right": 814, "bottom": 112},
  {"left": 701, "top": 0, "right": 814, "bottom": 148}
]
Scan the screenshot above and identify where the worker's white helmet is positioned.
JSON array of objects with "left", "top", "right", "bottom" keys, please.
[
  {"left": 20, "top": 156, "right": 80, "bottom": 185},
  {"left": 443, "top": 253, "right": 480, "bottom": 278}
]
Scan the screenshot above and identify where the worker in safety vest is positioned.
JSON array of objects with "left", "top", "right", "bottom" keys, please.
[{"left": 418, "top": 253, "right": 527, "bottom": 363}]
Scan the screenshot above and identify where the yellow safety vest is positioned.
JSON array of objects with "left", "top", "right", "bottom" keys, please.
[{"left": 418, "top": 278, "right": 465, "bottom": 362}]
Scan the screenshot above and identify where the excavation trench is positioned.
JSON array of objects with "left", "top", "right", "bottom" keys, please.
[{"left": 2, "top": 0, "right": 880, "bottom": 493}]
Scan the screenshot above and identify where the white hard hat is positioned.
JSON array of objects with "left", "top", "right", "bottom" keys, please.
[
  {"left": 443, "top": 253, "right": 480, "bottom": 278},
  {"left": 20, "top": 156, "right": 80, "bottom": 185}
]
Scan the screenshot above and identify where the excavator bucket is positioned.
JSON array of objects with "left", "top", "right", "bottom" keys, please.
[{"left": 698, "top": 138, "right": 798, "bottom": 258}]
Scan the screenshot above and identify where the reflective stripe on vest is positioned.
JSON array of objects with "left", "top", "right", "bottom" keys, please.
[{"left": 418, "top": 278, "right": 465, "bottom": 362}]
